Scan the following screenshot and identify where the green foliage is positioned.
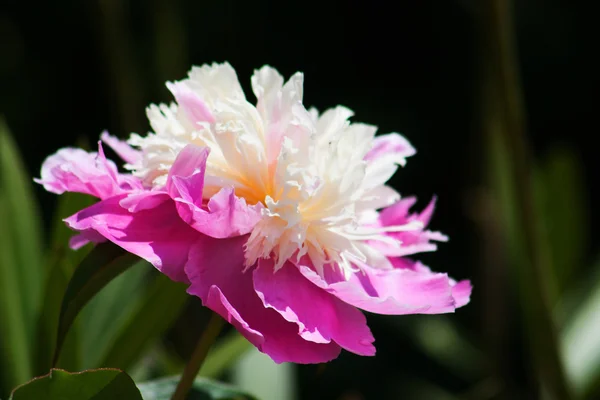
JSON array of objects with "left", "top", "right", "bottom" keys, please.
[
  {"left": 98, "top": 273, "right": 189, "bottom": 370},
  {"left": 200, "top": 331, "right": 253, "bottom": 379},
  {"left": 10, "top": 369, "right": 142, "bottom": 400},
  {"left": 35, "top": 192, "right": 95, "bottom": 374},
  {"left": 534, "top": 145, "right": 588, "bottom": 299},
  {"left": 137, "top": 376, "right": 257, "bottom": 400},
  {"left": 79, "top": 261, "right": 148, "bottom": 369},
  {"left": 52, "top": 242, "right": 140, "bottom": 367},
  {"left": 0, "top": 118, "right": 43, "bottom": 393},
  {"left": 560, "top": 258, "right": 600, "bottom": 398}
]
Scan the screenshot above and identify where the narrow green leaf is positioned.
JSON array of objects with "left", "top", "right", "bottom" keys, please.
[
  {"left": 137, "top": 376, "right": 258, "bottom": 400},
  {"left": 200, "top": 331, "right": 253, "bottom": 379},
  {"left": 35, "top": 192, "right": 95, "bottom": 374},
  {"left": 98, "top": 273, "right": 189, "bottom": 370},
  {"left": 0, "top": 118, "right": 43, "bottom": 393},
  {"left": 0, "top": 197, "right": 32, "bottom": 396},
  {"left": 10, "top": 368, "right": 142, "bottom": 400},
  {"left": 53, "top": 242, "right": 140, "bottom": 366},
  {"left": 534, "top": 145, "right": 588, "bottom": 297},
  {"left": 0, "top": 118, "right": 44, "bottom": 345},
  {"left": 81, "top": 261, "right": 149, "bottom": 369}
]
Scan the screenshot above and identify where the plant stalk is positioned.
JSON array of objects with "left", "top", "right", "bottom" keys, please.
[{"left": 171, "top": 312, "right": 225, "bottom": 400}]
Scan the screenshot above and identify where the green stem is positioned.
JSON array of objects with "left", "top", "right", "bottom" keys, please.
[
  {"left": 480, "top": 0, "right": 572, "bottom": 399},
  {"left": 171, "top": 312, "right": 225, "bottom": 400}
]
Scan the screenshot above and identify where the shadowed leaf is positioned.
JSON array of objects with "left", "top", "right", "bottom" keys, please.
[
  {"left": 53, "top": 242, "right": 140, "bottom": 366},
  {"left": 0, "top": 118, "right": 43, "bottom": 392},
  {"left": 10, "top": 368, "right": 142, "bottom": 400},
  {"left": 98, "top": 273, "right": 189, "bottom": 371}
]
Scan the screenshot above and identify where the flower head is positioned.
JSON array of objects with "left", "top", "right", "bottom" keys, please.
[{"left": 38, "top": 63, "right": 471, "bottom": 363}]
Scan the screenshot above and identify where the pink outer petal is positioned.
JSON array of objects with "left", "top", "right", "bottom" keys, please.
[
  {"left": 185, "top": 235, "right": 342, "bottom": 364},
  {"left": 364, "top": 133, "right": 416, "bottom": 165},
  {"left": 379, "top": 196, "right": 418, "bottom": 225},
  {"left": 379, "top": 196, "right": 436, "bottom": 227},
  {"left": 372, "top": 196, "right": 448, "bottom": 258},
  {"left": 167, "top": 145, "right": 262, "bottom": 238},
  {"left": 68, "top": 230, "right": 107, "bottom": 250},
  {"left": 100, "top": 131, "right": 141, "bottom": 165},
  {"left": 64, "top": 193, "right": 199, "bottom": 283},
  {"left": 298, "top": 261, "right": 468, "bottom": 315},
  {"left": 254, "top": 259, "right": 375, "bottom": 356},
  {"left": 36, "top": 142, "right": 142, "bottom": 199},
  {"left": 36, "top": 146, "right": 120, "bottom": 199},
  {"left": 451, "top": 280, "right": 472, "bottom": 308}
]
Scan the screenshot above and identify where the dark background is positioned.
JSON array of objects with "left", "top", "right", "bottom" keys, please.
[{"left": 1, "top": 1, "right": 598, "bottom": 399}]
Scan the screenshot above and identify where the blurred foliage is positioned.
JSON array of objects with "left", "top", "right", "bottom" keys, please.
[{"left": 137, "top": 376, "right": 257, "bottom": 400}]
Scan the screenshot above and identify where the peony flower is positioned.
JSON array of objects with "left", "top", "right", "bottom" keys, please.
[{"left": 37, "top": 63, "right": 471, "bottom": 363}]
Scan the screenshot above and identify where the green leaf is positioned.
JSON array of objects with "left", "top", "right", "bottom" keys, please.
[
  {"left": 137, "top": 376, "right": 258, "bottom": 400},
  {"left": 397, "top": 316, "right": 487, "bottom": 382},
  {"left": 35, "top": 192, "right": 95, "bottom": 374},
  {"left": 200, "top": 331, "right": 252, "bottom": 379},
  {"left": 560, "top": 258, "right": 600, "bottom": 397},
  {"left": 0, "top": 197, "right": 31, "bottom": 395},
  {"left": 53, "top": 242, "right": 140, "bottom": 366},
  {"left": 79, "top": 260, "right": 148, "bottom": 369},
  {"left": 534, "top": 145, "right": 588, "bottom": 298},
  {"left": 97, "top": 272, "right": 188, "bottom": 371},
  {"left": 10, "top": 368, "right": 142, "bottom": 400},
  {"left": 0, "top": 118, "right": 43, "bottom": 392}
]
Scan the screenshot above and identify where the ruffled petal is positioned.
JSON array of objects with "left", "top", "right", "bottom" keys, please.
[
  {"left": 187, "top": 62, "right": 246, "bottom": 104},
  {"left": 298, "top": 260, "right": 468, "bottom": 315},
  {"left": 36, "top": 141, "right": 142, "bottom": 199},
  {"left": 36, "top": 145, "right": 119, "bottom": 199},
  {"left": 254, "top": 259, "right": 375, "bottom": 356},
  {"left": 185, "top": 235, "right": 342, "bottom": 364},
  {"left": 64, "top": 193, "right": 198, "bottom": 283},
  {"left": 251, "top": 66, "right": 307, "bottom": 164},
  {"left": 167, "top": 144, "right": 262, "bottom": 238},
  {"left": 371, "top": 196, "right": 448, "bottom": 258}
]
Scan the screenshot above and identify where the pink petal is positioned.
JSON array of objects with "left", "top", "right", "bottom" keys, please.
[
  {"left": 36, "top": 142, "right": 142, "bottom": 199},
  {"left": 64, "top": 193, "right": 199, "bottom": 283},
  {"left": 298, "top": 261, "right": 466, "bottom": 315},
  {"left": 167, "top": 81, "right": 215, "bottom": 124},
  {"left": 254, "top": 259, "right": 375, "bottom": 356},
  {"left": 378, "top": 196, "right": 418, "bottom": 225},
  {"left": 372, "top": 196, "right": 448, "bottom": 258},
  {"left": 36, "top": 146, "right": 120, "bottom": 199},
  {"left": 451, "top": 280, "right": 472, "bottom": 308},
  {"left": 68, "top": 230, "right": 107, "bottom": 250},
  {"left": 364, "top": 132, "right": 416, "bottom": 165},
  {"left": 185, "top": 235, "right": 342, "bottom": 364},
  {"left": 100, "top": 131, "right": 142, "bottom": 165},
  {"left": 167, "top": 145, "right": 262, "bottom": 238}
]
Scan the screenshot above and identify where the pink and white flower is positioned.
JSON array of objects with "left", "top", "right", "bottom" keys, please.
[{"left": 37, "top": 63, "right": 471, "bottom": 363}]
